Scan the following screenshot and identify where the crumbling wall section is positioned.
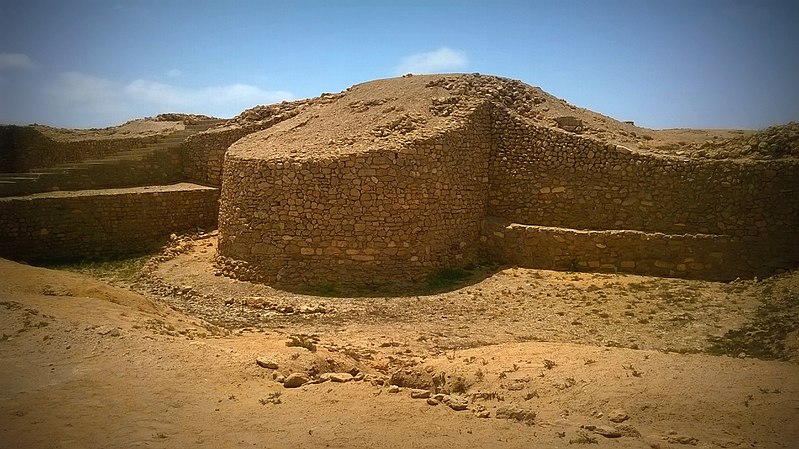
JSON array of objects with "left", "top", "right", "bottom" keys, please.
[{"left": 183, "top": 128, "right": 253, "bottom": 186}]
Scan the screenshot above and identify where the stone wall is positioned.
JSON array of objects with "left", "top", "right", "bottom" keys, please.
[
  {"left": 488, "top": 110, "right": 799, "bottom": 238},
  {"left": 184, "top": 127, "right": 252, "bottom": 186},
  {"left": 0, "top": 184, "right": 219, "bottom": 262},
  {"left": 183, "top": 104, "right": 305, "bottom": 186},
  {"left": 216, "top": 100, "right": 799, "bottom": 286},
  {"left": 217, "top": 107, "right": 493, "bottom": 288},
  {"left": 480, "top": 217, "right": 798, "bottom": 281},
  {"left": 0, "top": 126, "right": 161, "bottom": 172},
  {"left": 483, "top": 110, "right": 799, "bottom": 280}
]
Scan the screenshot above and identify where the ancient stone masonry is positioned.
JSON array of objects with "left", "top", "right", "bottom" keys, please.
[
  {"left": 183, "top": 99, "right": 326, "bottom": 186},
  {"left": 0, "top": 184, "right": 219, "bottom": 262},
  {"left": 218, "top": 105, "right": 493, "bottom": 286},
  {"left": 488, "top": 109, "right": 799, "bottom": 237},
  {"left": 2, "top": 74, "right": 796, "bottom": 285},
  {"left": 0, "top": 126, "right": 163, "bottom": 172},
  {"left": 213, "top": 74, "right": 799, "bottom": 287}
]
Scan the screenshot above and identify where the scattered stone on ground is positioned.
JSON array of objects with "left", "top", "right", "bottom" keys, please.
[
  {"left": 256, "top": 357, "right": 279, "bottom": 369},
  {"left": 283, "top": 373, "right": 310, "bottom": 388}
]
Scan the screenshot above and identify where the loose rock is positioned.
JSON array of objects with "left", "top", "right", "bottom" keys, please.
[
  {"left": 328, "top": 373, "right": 354, "bottom": 383},
  {"left": 592, "top": 426, "right": 622, "bottom": 438},
  {"left": 607, "top": 408, "right": 629, "bottom": 423},
  {"left": 283, "top": 373, "right": 310, "bottom": 388},
  {"left": 256, "top": 357, "right": 279, "bottom": 369},
  {"left": 410, "top": 389, "right": 431, "bottom": 399},
  {"left": 443, "top": 395, "right": 468, "bottom": 411},
  {"left": 495, "top": 406, "right": 536, "bottom": 425}
]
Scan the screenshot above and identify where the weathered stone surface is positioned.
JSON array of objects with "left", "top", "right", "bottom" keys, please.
[
  {"left": 328, "top": 373, "right": 354, "bottom": 383},
  {"left": 495, "top": 406, "right": 536, "bottom": 424},
  {"left": 255, "top": 357, "right": 279, "bottom": 370},
  {"left": 410, "top": 389, "right": 432, "bottom": 399},
  {"left": 607, "top": 408, "right": 629, "bottom": 423},
  {"left": 0, "top": 184, "right": 219, "bottom": 263},
  {"left": 442, "top": 395, "right": 469, "bottom": 411},
  {"left": 283, "top": 373, "right": 310, "bottom": 388},
  {"left": 208, "top": 74, "right": 799, "bottom": 287}
]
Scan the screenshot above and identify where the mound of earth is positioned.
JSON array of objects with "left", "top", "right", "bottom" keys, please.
[
  {"left": 10, "top": 113, "right": 221, "bottom": 143},
  {"left": 222, "top": 73, "right": 794, "bottom": 163}
]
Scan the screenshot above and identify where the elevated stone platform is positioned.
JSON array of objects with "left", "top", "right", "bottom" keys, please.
[{"left": 213, "top": 74, "right": 799, "bottom": 288}]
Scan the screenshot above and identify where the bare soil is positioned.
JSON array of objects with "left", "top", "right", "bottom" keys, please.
[
  {"left": 2, "top": 233, "right": 798, "bottom": 448},
  {"left": 32, "top": 119, "right": 185, "bottom": 141},
  {"left": 227, "top": 74, "right": 797, "bottom": 163}
]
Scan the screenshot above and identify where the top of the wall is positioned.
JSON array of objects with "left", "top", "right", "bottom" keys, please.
[
  {"left": 0, "top": 114, "right": 224, "bottom": 143},
  {"left": 220, "top": 73, "right": 797, "bottom": 163}
]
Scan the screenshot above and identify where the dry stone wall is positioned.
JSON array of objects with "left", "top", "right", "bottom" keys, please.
[
  {"left": 0, "top": 184, "right": 219, "bottom": 262},
  {"left": 0, "top": 126, "right": 162, "bottom": 172},
  {"left": 488, "top": 110, "right": 799, "bottom": 238},
  {"left": 217, "top": 99, "right": 799, "bottom": 286},
  {"left": 184, "top": 127, "right": 253, "bottom": 186},
  {"left": 480, "top": 218, "right": 797, "bottom": 281},
  {"left": 183, "top": 102, "right": 307, "bottom": 186},
  {"left": 218, "top": 108, "right": 493, "bottom": 288},
  {"left": 189, "top": 73, "right": 799, "bottom": 286}
]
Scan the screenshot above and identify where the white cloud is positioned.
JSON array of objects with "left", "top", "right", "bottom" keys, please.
[
  {"left": 0, "top": 53, "right": 36, "bottom": 70},
  {"left": 395, "top": 47, "right": 468, "bottom": 74},
  {"left": 41, "top": 71, "right": 294, "bottom": 126},
  {"left": 47, "top": 71, "right": 121, "bottom": 104},
  {"left": 124, "top": 79, "right": 293, "bottom": 114},
  {"left": 166, "top": 68, "right": 182, "bottom": 78}
]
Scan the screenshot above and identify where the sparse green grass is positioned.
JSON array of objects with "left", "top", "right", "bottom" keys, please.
[{"left": 44, "top": 254, "right": 152, "bottom": 282}]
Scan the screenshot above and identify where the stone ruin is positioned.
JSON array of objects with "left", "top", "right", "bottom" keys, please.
[
  {"left": 2, "top": 74, "right": 798, "bottom": 290},
  {"left": 191, "top": 74, "right": 798, "bottom": 289}
]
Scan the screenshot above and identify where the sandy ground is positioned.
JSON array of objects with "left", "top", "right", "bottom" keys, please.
[{"left": 1, "top": 236, "right": 799, "bottom": 449}]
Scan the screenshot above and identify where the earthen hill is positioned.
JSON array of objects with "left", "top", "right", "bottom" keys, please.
[{"left": 2, "top": 74, "right": 798, "bottom": 289}]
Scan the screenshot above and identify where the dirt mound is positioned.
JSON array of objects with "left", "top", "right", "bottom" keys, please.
[
  {"left": 227, "top": 73, "right": 651, "bottom": 160},
  {"left": 695, "top": 121, "right": 799, "bottom": 159},
  {"left": 224, "top": 73, "right": 796, "bottom": 162},
  {"left": 29, "top": 119, "right": 185, "bottom": 141}
]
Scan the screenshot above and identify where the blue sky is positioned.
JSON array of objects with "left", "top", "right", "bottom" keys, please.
[{"left": 1, "top": 0, "right": 797, "bottom": 129}]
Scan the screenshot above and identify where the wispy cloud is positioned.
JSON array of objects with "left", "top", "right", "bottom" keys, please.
[
  {"left": 395, "top": 47, "right": 468, "bottom": 74},
  {"left": 124, "top": 79, "right": 293, "bottom": 113},
  {"left": 44, "top": 72, "right": 126, "bottom": 117},
  {"left": 0, "top": 53, "right": 36, "bottom": 70},
  {"left": 42, "top": 71, "right": 294, "bottom": 126},
  {"left": 165, "top": 68, "right": 182, "bottom": 78}
]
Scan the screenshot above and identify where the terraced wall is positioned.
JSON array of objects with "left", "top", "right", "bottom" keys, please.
[
  {"left": 0, "top": 126, "right": 161, "bottom": 172},
  {"left": 0, "top": 184, "right": 219, "bottom": 262},
  {"left": 488, "top": 111, "right": 799, "bottom": 238}
]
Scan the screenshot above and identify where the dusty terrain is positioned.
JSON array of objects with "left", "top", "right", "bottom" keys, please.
[
  {"left": 2, "top": 233, "right": 798, "bottom": 448},
  {"left": 31, "top": 113, "right": 219, "bottom": 141},
  {"left": 222, "top": 74, "right": 797, "bottom": 162}
]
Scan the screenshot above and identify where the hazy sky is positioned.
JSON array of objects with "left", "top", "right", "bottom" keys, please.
[{"left": 1, "top": 0, "right": 797, "bottom": 129}]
